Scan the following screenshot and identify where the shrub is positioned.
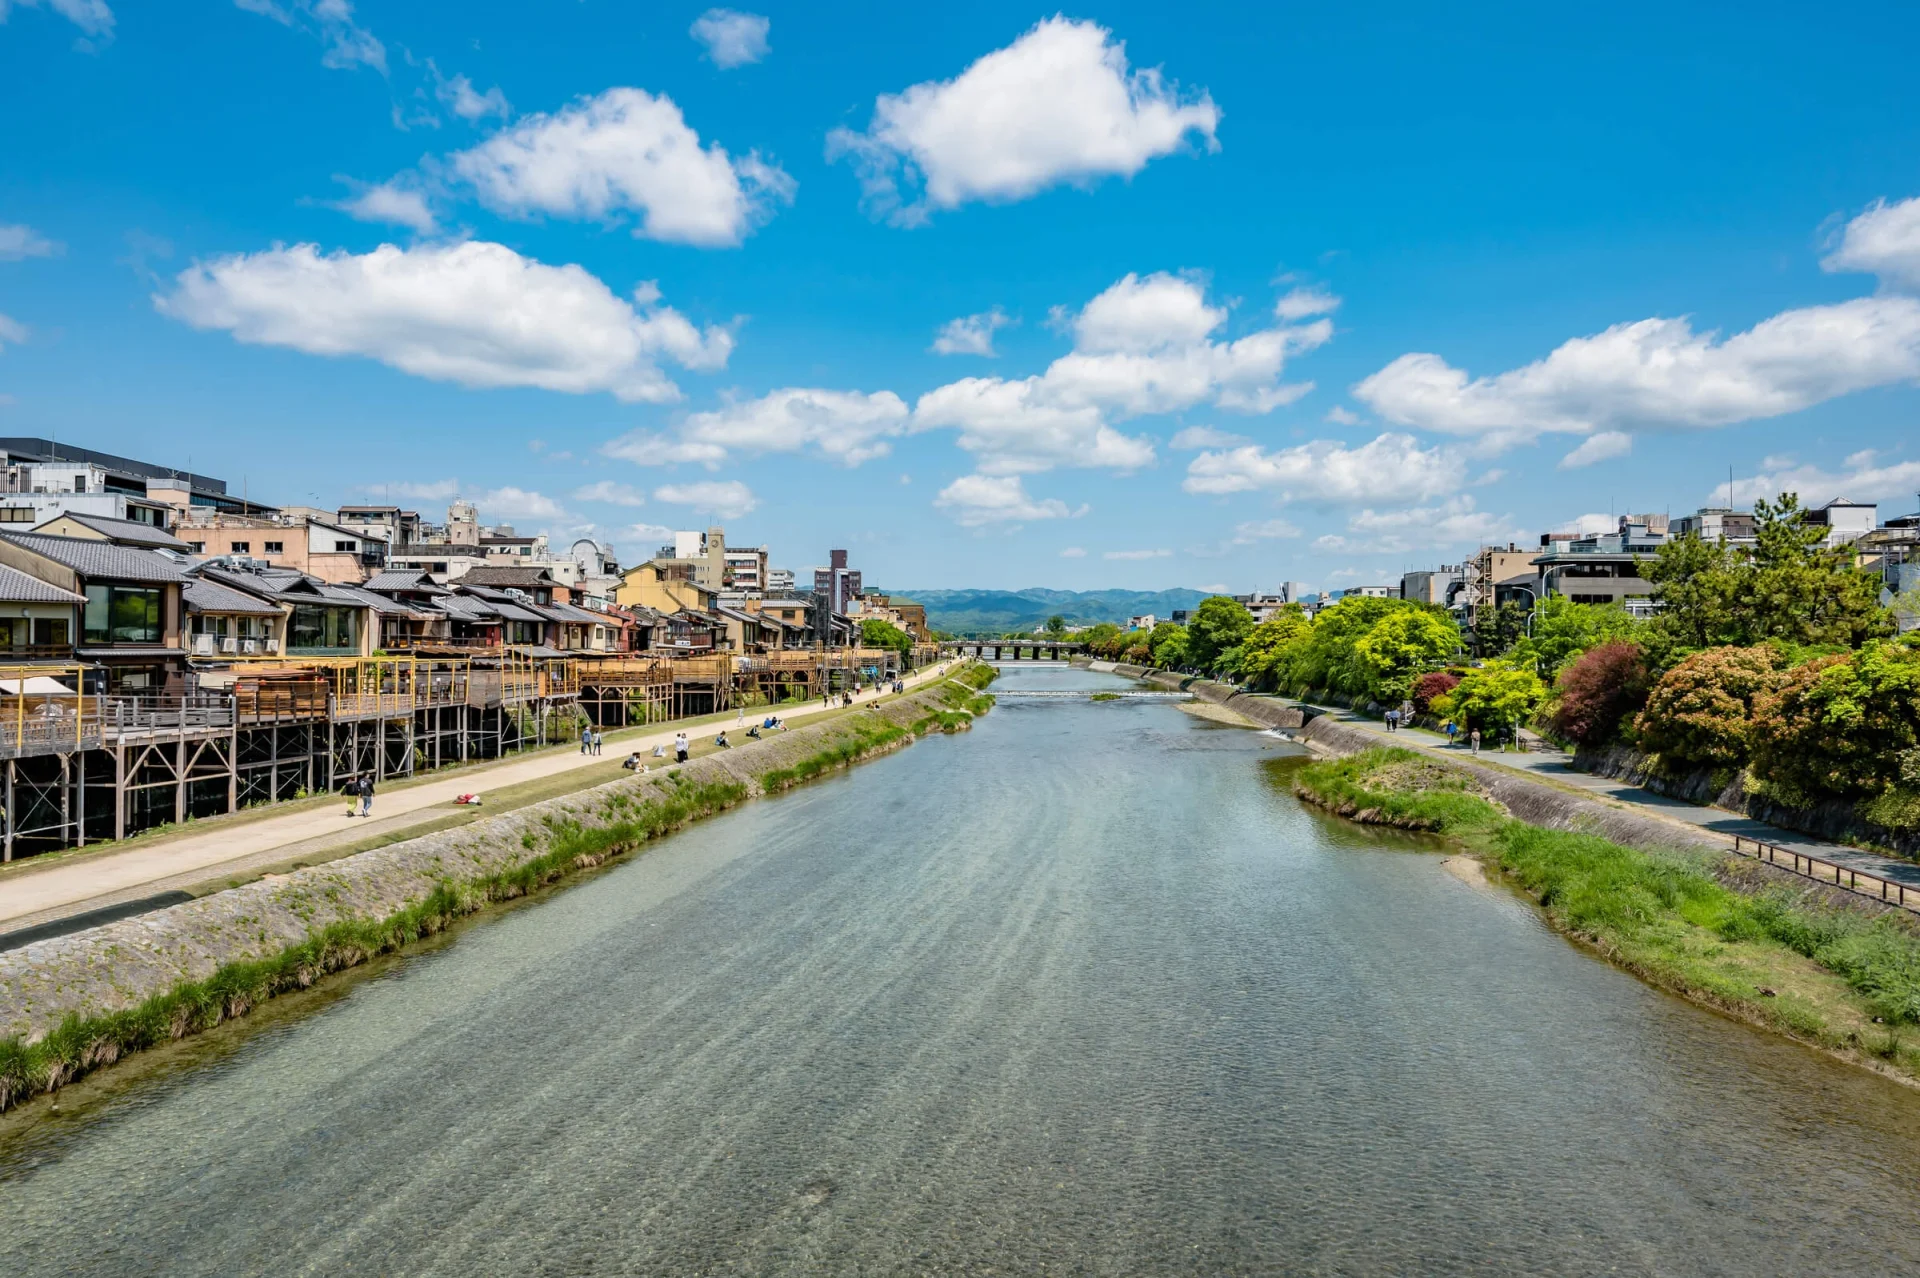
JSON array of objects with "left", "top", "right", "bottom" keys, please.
[
  {"left": 1410, "top": 670, "right": 1460, "bottom": 714},
  {"left": 1634, "top": 645, "right": 1784, "bottom": 767},
  {"left": 1432, "top": 659, "right": 1547, "bottom": 735},
  {"left": 1353, "top": 608, "right": 1462, "bottom": 705},
  {"left": 1751, "top": 641, "right": 1920, "bottom": 799},
  {"left": 1543, "top": 642, "right": 1650, "bottom": 747}
]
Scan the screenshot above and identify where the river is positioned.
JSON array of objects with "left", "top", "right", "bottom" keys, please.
[{"left": 4, "top": 663, "right": 1920, "bottom": 1275}]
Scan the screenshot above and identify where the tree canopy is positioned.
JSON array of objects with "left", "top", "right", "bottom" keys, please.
[
  {"left": 1185, "top": 596, "right": 1254, "bottom": 672},
  {"left": 859, "top": 618, "right": 913, "bottom": 655}
]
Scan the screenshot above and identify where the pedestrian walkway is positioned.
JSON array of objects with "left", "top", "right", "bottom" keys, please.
[
  {"left": 1279, "top": 698, "right": 1920, "bottom": 891},
  {"left": 0, "top": 665, "right": 954, "bottom": 936}
]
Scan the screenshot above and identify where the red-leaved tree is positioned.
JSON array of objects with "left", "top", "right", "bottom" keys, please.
[
  {"left": 1411, "top": 670, "right": 1461, "bottom": 714},
  {"left": 1543, "top": 642, "right": 1649, "bottom": 747}
]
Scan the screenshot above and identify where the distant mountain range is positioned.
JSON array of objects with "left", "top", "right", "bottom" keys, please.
[{"left": 894, "top": 588, "right": 1210, "bottom": 636}]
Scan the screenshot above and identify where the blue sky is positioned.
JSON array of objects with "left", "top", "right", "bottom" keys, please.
[{"left": 3, "top": 1, "right": 1920, "bottom": 593}]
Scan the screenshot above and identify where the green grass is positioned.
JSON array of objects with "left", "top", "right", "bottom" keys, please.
[
  {"left": 758, "top": 723, "right": 912, "bottom": 792},
  {"left": 1089, "top": 692, "right": 1121, "bottom": 702},
  {"left": 1295, "top": 748, "right": 1920, "bottom": 1068},
  {"left": 0, "top": 777, "right": 748, "bottom": 1112}
]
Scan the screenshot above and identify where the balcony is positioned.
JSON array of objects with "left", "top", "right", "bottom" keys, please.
[{"left": 0, "top": 644, "right": 77, "bottom": 663}]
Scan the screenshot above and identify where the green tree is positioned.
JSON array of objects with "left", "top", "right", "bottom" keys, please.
[
  {"left": 1281, "top": 596, "right": 1408, "bottom": 694},
  {"left": 1476, "top": 599, "right": 1530, "bottom": 657},
  {"left": 1353, "top": 608, "right": 1462, "bottom": 704},
  {"left": 1509, "top": 595, "right": 1644, "bottom": 678},
  {"left": 1751, "top": 641, "right": 1920, "bottom": 800},
  {"left": 1151, "top": 624, "right": 1191, "bottom": 669},
  {"left": 1081, "top": 621, "right": 1122, "bottom": 651},
  {"left": 859, "top": 618, "right": 913, "bottom": 655},
  {"left": 1433, "top": 660, "right": 1548, "bottom": 738},
  {"left": 1634, "top": 645, "right": 1785, "bottom": 766},
  {"left": 1238, "top": 609, "right": 1311, "bottom": 689},
  {"left": 1184, "top": 596, "right": 1254, "bottom": 671},
  {"left": 1044, "top": 614, "right": 1067, "bottom": 635}
]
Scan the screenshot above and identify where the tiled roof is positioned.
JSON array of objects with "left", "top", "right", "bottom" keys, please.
[
  {"left": 363, "top": 569, "right": 447, "bottom": 593},
  {"left": 0, "top": 532, "right": 188, "bottom": 584},
  {"left": 35, "top": 512, "right": 191, "bottom": 551},
  {"left": 435, "top": 595, "right": 499, "bottom": 621},
  {"left": 183, "top": 578, "right": 284, "bottom": 615},
  {"left": 0, "top": 563, "right": 86, "bottom": 604},
  {"left": 457, "top": 566, "right": 558, "bottom": 587}
]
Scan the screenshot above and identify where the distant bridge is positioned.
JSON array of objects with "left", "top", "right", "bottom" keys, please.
[{"left": 942, "top": 639, "right": 1086, "bottom": 662}]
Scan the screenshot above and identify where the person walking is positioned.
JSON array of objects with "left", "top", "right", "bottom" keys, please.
[
  {"left": 1446, "top": 720, "right": 1458, "bottom": 747},
  {"left": 357, "top": 772, "right": 375, "bottom": 818},
  {"left": 674, "top": 732, "right": 689, "bottom": 763},
  {"left": 1385, "top": 709, "right": 1398, "bottom": 732},
  {"left": 580, "top": 725, "right": 591, "bottom": 755},
  {"left": 591, "top": 728, "right": 602, "bottom": 756},
  {"left": 1469, "top": 728, "right": 1481, "bottom": 756}
]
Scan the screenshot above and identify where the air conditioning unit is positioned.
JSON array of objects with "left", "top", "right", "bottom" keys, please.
[
  {"left": 192, "top": 634, "right": 215, "bottom": 656},
  {"left": 265, "top": 638, "right": 280, "bottom": 654},
  {"left": 241, "top": 639, "right": 258, "bottom": 654},
  {"left": 220, "top": 637, "right": 238, "bottom": 654}
]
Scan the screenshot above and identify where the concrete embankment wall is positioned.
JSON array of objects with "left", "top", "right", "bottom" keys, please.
[
  {"left": 1114, "top": 668, "right": 1315, "bottom": 730},
  {"left": 0, "top": 676, "right": 982, "bottom": 1050}
]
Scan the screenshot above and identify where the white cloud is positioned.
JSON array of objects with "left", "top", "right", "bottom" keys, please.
[
  {"left": 1550, "top": 512, "right": 1617, "bottom": 537},
  {"left": 477, "top": 486, "right": 565, "bottom": 523},
  {"left": 689, "top": 8, "right": 769, "bottom": 68},
  {"left": 1313, "top": 496, "right": 1523, "bottom": 555},
  {"left": 156, "top": 240, "right": 731, "bottom": 402},
  {"left": 1275, "top": 286, "right": 1340, "bottom": 321},
  {"left": 931, "top": 307, "right": 1012, "bottom": 356},
  {"left": 572, "top": 480, "right": 647, "bottom": 507},
  {"left": 1170, "top": 425, "right": 1248, "bottom": 449},
  {"left": 1558, "top": 430, "right": 1632, "bottom": 469},
  {"left": 828, "top": 17, "right": 1219, "bottom": 225},
  {"left": 1324, "top": 405, "right": 1361, "bottom": 426},
  {"left": 1183, "top": 432, "right": 1466, "bottom": 503},
  {"left": 654, "top": 479, "right": 758, "bottom": 518},
  {"left": 448, "top": 86, "right": 794, "bottom": 247},
  {"left": 0, "top": 223, "right": 60, "bottom": 260},
  {"left": 620, "top": 521, "right": 676, "bottom": 545},
  {"left": 912, "top": 272, "right": 1329, "bottom": 474},
  {"left": 1823, "top": 196, "right": 1920, "bottom": 290},
  {"left": 434, "top": 71, "right": 510, "bottom": 122},
  {"left": 622, "top": 387, "right": 913, "bottom": 469},
  {"left": 0, "top": 313, "right": 29, "bottom": 349},
  {"left": 1104, "top": 548, "right": 1171, "bottom": 560},
  {"left": 1354, "top": 296, "right": 1920, "bottom": 448},
  {"left": 1059, "top": 546, "right": 1087, "bottom": 558},
  {"left": 235, "top": 0, "right": 384, "bottom": 73},
  {"left": 333, "top": 179, "right": 437, "bottom": 234},
  {"left": 1230, "top": 517, "right": 1301, "bottom": 543},
  {"left": 1, "top": 0, "right": 113, "bottom": 39},
  {"left": 933, "top": 473, "right": 1073, "bottom": 526},
  {"left": 1726, "top": 449, "right": 1920, "bottom": 509}
]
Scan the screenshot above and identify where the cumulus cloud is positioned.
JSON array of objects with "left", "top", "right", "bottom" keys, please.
[
  {"left": 1183, "top": 432, "right": 1466, "bottom": 504},
  {"left": 1170, "top": 425, "right": 1248, "bottom": 449},
  {"left": 600, "top": 432, "right": 729, "bottom": 467},
  {"left": 572, "top": 480, "right": 647, "bottom": 507},
  {"left": 931, "top": 307, "right": 1012, "bottom": 356},
  {"left": 2, "top": 0, "right": 113, "bottom": 40},
  {"left": 448, "top": 86, "right": 794, "bottom": 247},
  {"left": 1726, "top": 449, "right": 1920, "bottom": 509},
  {"left": 1324, "top": 405, "right": 1361, "bottom": 426},
  {"left": 1550, "top": 512, "right": 1618, "bottom": 537},
  {"left": 156, "top": 240, "right": 731, "bottom": 402},
  {"left": 1274, "top": 286, "right": 1340, "bottom": 321},
  {"left": 689, "top": 8, "right": 769, "bottom": 68},
  {"left": 1104, "top": 548, "right": 1171, "bottom": 560},
  {"left": 432, "top": 67, "right": 511, "bottom": 122},
  {"left": 1059, "top": 546, "right": 1087, "bottom": 558},
  {"left": 620, "top": 521, "right": 677, "bottom": 546},
  {"left": 1823, "top": 196, "right": 1920, "bottom": 290},
  {"left": 477, "top": 486, "right": 565, "bottom": 522},
  {"left": 828, "top": 17, "right": 1218, "bottom": 225},
  {"left": 933, "top": 473, "right": 1075, "bottom": 526},
  {"left": 1230, "top": 517, "right": 1301, "bottom": 543},
  {"left": 1558, "top": 430, "right": 1632, "bottom": 469},
  {"left": 0, "top": 223, "right": 60, "bottom": 260},
  {"left": 1312, "top": 496, "right": 1524, "bottom": 555},
  {"left": 609, "top": 388, "right": 912, "bottom": 471},
  {"left": 653, "top": 479, "right": 758, "bottom": 518},
  {"left": 0, "top": 313, "right": 29, "bottom": 349},
  {"left": 235, "top": 0, "right": 383, "bottom": 73},
  {"left": 332, "top": 179, "right": 437, "bottom": 233},
  {"left": 913, "top": 272, "right": 1329, "bottom": 474}
]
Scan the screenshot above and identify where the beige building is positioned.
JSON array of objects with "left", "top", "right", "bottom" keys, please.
[
  {"left": 615, "top": 560, "right": 719, "bottom": 615},
  {"left": 174, "top": 514, "right": 382, "bottom": 583}
]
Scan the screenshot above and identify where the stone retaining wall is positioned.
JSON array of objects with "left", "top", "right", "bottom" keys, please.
[{"left": 0, "top": 677, "right": 980, "bottom": 1047}]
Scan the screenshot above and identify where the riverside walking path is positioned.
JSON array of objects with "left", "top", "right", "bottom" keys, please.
[
  {"left": 1270, "top": 696, "right": 1920, "bottom": 892},
  {"left": 0, "top": 664, "right": 956, "bottom": 941}
]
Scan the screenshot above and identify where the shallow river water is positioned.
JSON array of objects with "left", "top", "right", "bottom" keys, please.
[{"left": 5, "top": 664, "right": 1920, "bottom": 1275}]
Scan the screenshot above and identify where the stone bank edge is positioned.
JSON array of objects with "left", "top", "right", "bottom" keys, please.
[{"left": 0, "top": 666, "right": 996, "bottom": 1109}]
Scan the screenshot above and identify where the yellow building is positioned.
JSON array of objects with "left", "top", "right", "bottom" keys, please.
[{"left": 615, "top": 560, "right": 719, "bottom": 614}]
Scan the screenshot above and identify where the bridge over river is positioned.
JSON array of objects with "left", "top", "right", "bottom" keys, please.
[{"left": 940, "top": 639, "right": 1085, "bottom": 661}]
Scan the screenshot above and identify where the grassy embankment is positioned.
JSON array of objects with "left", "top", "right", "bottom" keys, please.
[
  {"left": 0, "top": 664, "right": 1002, "bottom": 1111},
  {"left": 0, "top": 774, "right": 748, "bottom": 1111},
  {"left": 1294, "top": 748, "right": 1920, "bottom": 1082}
]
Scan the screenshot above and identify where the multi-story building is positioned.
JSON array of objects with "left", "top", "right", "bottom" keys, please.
[
  {"left": 173, "top": 513, "right": 385, "bottom": 583},
  {"left": 1670, "top": 507, "right": 1757, "bottom": 544},
  {"left": 1126, "top": 614, "right": 1156, "bottom": 631},
  {"left": 1802, "top": 499, "right": 1878, "bottom": 547},
  {"left": 1400, "top": 565, "right": 1464, "bottom": 606},
  {"left": 1530, "top": 518, "right": 1667, "bottom": 616},
  {"left": 812, "top": 549, "right": 861, "bottom": 614},
  {"left": 0, "top": 438, "right": 225, "bottom": 531},
  {"left": 766, "top": 566, "right": 795, "bottom": 595},
  {"left": 723, "top": 545, "right": 770, "bottom": 596}
]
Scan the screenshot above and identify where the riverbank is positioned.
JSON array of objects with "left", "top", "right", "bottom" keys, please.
[
  {"left": 1292, "top": 746, "right": 1920, "bottom": 1086},
  {"left": 0, "top": 666, "right": 998, "bottom": 1112}
]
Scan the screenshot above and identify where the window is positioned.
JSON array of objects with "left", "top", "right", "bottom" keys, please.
[
  {"left": 0, "top": 507, "right": 34, "bottom": 523},
  {"left": 72, "top": 476, "right": 86, "bottom": 493},
  {"left": 83, "top": 584, "right": 163, "bottom": 645},
  {"left": 188, "top": 541, "right": 205, "bottom": 553},
  {"left": 290, "top": 604, "right": 356, "bottom": 652},
  {"left": 230, "top": 541, "right": 251, "bottom": 553},
  {"left": 335, "top": 540, "right": 356, "bottom": 552},
  {"left": 32, "top": 617, "right": 68, "bottom": 647},
  {"left": 261, "top": 540, "right": 283, "bottom": 554}
]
